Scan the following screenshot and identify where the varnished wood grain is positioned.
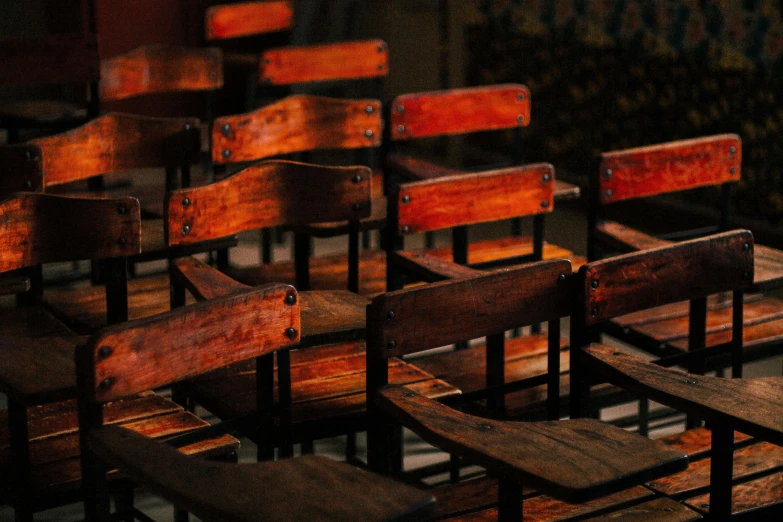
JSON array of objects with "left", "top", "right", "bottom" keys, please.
[
  {"left": 582, "top": 498, "right": 702, "bottom": 521},
  {"left": 0, "top": 144, "right": 43, "bottom": 198},
  {"left": 390, "top": 251, "right": 480, "bottom": 282},
  {"left": 100, "top": 45, "right": 223, "bottom": 102},
  {"left": 211, "top": 95, "right": 381, "bottom": 164},
  {"left": 594, "top": 221, "right": 672, "bottom": 253},
  {"left": 86, "top": 285, "right": 299, "bottom": 402},
  {"left": 0, "top": 33, "right": 99, "bottom": 86},
  {"left": 30, "top": 113, "right": 200, "bottom": 186},
  {"left": 0, "top": 193, "right": 140, "bottom": 273},
  {"left": 600, "top": 134, "right": 741, "bottom": 203},
  {"left": 385, "top": 153, "right": 462, "bottom": 181},
  {"left": 173, "top": 257, "right": 249, "bottom": 301},
  {"left": 658, "top": 427, "right": 752, "bottom": 460},
  {"left": 368, "top": 260, "right": 571, "bottom": 358},
  {"left": 90, "top": 426, "right": 434, "bottom": 522},
  {"left": 378, "top": 385, "right": 687, "bottom": 502},
  {"left": 259, "top": 40, "right": 388, "bottom": 85},
  {"left": 584, "top": 344, "right": 783, "bottom": 445},
  {"left": 581, "top": 231, "right": 753, "bottom": 325},
  {"left": 166, "top": 161, "right": 371, "bottom": 245},
  {"left": 390, "top": 84, "right": 530, "bottom": 140},
  {"left": 684, "top": 470, "right": 783, "bottom": 516},
  {"left": 204, "top": 1, "right": 294, "bottom": 40},
  {"left": 395, "top": 164, "right": 554, "bottom": 235}
]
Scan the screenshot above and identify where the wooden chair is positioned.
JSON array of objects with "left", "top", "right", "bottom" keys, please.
[
  {"left": 588, "top": 135, "right": 783, "bottom": 429},
  {"left": 365, "top": 263, "right": 695, "bottom": 521},
  {"left": 204, "top": 1, "right": 294, "bottom": 42},
  {"left": 572, "top": 231, "right": 783, "bottom": 519},
  {"left": 0, "top": 34, "right": 100, "bottom": 143},
  {"left": 210, "top": 93, "right": 383, "bottom": 290},
  {"left": 0, "top": 194, "right": 235, "bottom": 521},
  {"left": 384, "top": 164, "right": 585, "bottom": 421},
  {"left": 76, "top": 283, "right": 435, "bottom": 522}
]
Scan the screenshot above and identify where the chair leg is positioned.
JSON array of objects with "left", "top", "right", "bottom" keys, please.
[
  {"left": 498, "top": 477, "right": 522, "bottom": 522},
  {"left": 709, "top": 424, "right": 734, "bottom": 520},
  {"left": 9, "top": 400, "right": 33, "bottom": 522},
  {"left": 346, "top": 433, "right": 357, "bottom": 462},
  {"left": 115, "top": 488, "right": 135, "bottom": 522},
  {"left": 449, "top": 455, "right": 460, "bottom": 483}
]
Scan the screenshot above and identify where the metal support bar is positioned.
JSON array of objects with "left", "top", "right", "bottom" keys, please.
[
  {"left": 547, "top": 320, "right": 560, "bottom": 420},
  {"left": 348, "top": 222, "right": 360, "bottom": 293},
  {"left": 498, "top": 477, "right": 523, "bottom": 522},
  {"left": 709, "top": 424, "right": 734, "bottom": 520},
  {"left": 486, "top": 333, "right": 506, "bottom": 417},
  {"left": 277, "top": 349, "right": 294, "bottom": 458},
  {"left": 294, "top": 233, "right": 311, "bottom": 291}
]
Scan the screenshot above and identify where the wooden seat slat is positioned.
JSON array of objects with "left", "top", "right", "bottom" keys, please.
[
  {"left": 656, "top": 427, "right": 753, "bottom": 460},
  {"left": 683, "top": 470, "right": 783, "bottom": 517},
  {"left": 581, "top": 497, "right": 702, "bottom": 521},
  {"left": 614, "top": 293, "right": 765, "bottom": 328},
  {"left": 668, "top": 315, "right": 783, "bottom": 354}
]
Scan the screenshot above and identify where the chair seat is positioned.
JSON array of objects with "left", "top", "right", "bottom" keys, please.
[
  {"left": 0, "top": 392, "right": 238, "bottom": 506},
  {"left": 0, "top": 100, "right": 87, "bottom": 128},
  {"left": 89, "top": 426, "right": 434, "bottom": 522},
  {"left": 227, "top": 237, "right": 585, "bottom": 297},
  {"left": 184, "top": 340, "right": 460, "bottom": 442}
]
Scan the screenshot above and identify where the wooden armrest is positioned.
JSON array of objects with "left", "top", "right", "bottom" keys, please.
[
  {"left": 385, "top": 154, "right": 463, "bottom": 181},
  {"left": 594, "top": 221, "right": 673, "bottom": 253},
  {"left": 377, "top": 385, "right": 687, "bottom": 503},
  {"left": 391, "top": 251, "right": 480, "bottom": 282},
  {"left": 553, "top": 180, "right": 581, "bottom": 201},
  {"left": 173, "top": 257, "right": 250, "bottom": 301},
  {"left": 0, "top": 275, "right": 30, "bottom": 296},
  {"left": 584, "top": 344, "right": 783, "bottom": 445},
  {"left": 90, "top": 425, "right": 434, "bottom": 522}
]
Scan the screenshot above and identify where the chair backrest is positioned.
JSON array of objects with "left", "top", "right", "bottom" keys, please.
[
  {"left": 0, "top": 145, "right": 43, "bottom": 199},
  {"left": 204, "top": 1, "right": 294, "bottom": 41},
  {"left": 166, "top": 160, "right": 371, "bottom": 246},
  {"left": 258, "top": 40, "right": 388, "bottom": 86},
  {"left": 0, "top": 33, "right": 100, "bottom": 87},
  {"left": 27, "top": 112, "right": 200, "bottom": 187},
  {"left": 0, "top": 192, "right": 141, "bottom": 274},
  {"left": 598, "top": 134, "right": 741, "bottom": 204},
  {"left": 99, "top": 45, "right": 223, "bottom": 102},
  {"left": 80, "top": 284, "right": 299, "bottom": 404},
  {"left": 367, "top": 260, "right": 570, "bottom": 361},
  {"left": 211, "top": 95, "right": 381, "bottom": 165},
  {"left": 390, "top": 164, "right": 554, "bottom": 237},
  {"left": 576, "top": 230, "right": 753, "bottom": 327},
  {"left": 388, "top": 84, "right": 530, "bottom": 142}
]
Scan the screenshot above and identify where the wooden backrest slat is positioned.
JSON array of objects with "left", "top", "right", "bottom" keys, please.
[
  {"left": 166, "top": 160, "right": 371, "bottom": 246},
  {"left": 389, "top": 84, "right": 530, "bottom": 141},
  {"left": 259, "top": 40, "right": 388, "bottom": 85},
  {"left": 0, "top": 145, "right": 44, "bottom": 199},
  {"left": 212, "top": 95, "right": 381, "bottom": 164},
  {"left": 205, "top": 1, "right": 294, "bottom": 41},
  {"left": 0, "top": 33, "right": 100, "bottom": 86},
  {"left": 368, "top": 260, "right": 571, "bottom": 358},
  {"left": 581, "top": 230, "right": 753, "bottom": 325},
  {"left": 86, "top": 285, "right": 299, "bottom": 402},
  {"left": 395, "top": 164, "right": 554, "bottom": 235},
  {"left": 100, "top": 45, "right": 223, "bottom": 102},
  {"left": 599, "top": 134, "right": 741, "bottom": 203},
  {"left": 0, "top": 193, "right": 141, "bottom": 273},
  {"left": 30, "top": 113, "right": 200, "bottom": 186}
]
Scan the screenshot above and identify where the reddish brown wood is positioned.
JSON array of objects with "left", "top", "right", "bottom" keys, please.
[
  {"left": 0, "top": 144, "right": 43, "bottom": 198},
  {"left": 87, "top": 285, "right": 299, "bottom": 402},
  {"left": 669, "top": 314, "right": 783, "bottom": 353},
  {"left": 368, "top": 260, "right": 571, "bottom": 358},
  {"left": 600, "top": 134, "right": 741, "bottom": 203},
  {"left": 390, "top": 251, "right": 480, "bottom": 282},
  {"left": 396, "top": 164, "right": 555, "bottom": 235},
  {"left": 259, "top": 40, "right": 388, "bottom": 85},
  {"left": 658, "top": 427, "right": 752, "bottom": 460},
  {"left": 581, "top": 498, "right": 702, "bottom": 521},
  {"left": 750, "top": 244, "right": 783, "bottom": 292},
  {"left": 594, "top": 221, "right": 672, "bottom": 253},
  {"left": 0, "top": 33, "right": 100, "bottom": 86},
  {"left": 584, "top": 344, "right": 783, "bottom": 445},
  {"left": 166, "top": 161, "right": 371, "bottom": 246},
  {"left": 173, "top": 257, "right": 249, "bottom": 301},
  {"left": 0, "top": 193, "right": 140, "bottom": 273},
  {"left": 211, "top": 95, "right": 381, "bottom": 164},
  {"left": 378, "top": 385, "right": 687, "bottom": 502},
  {"left": 100, "top": 45, "right": 223, "bottom": 102},
  {"left": 389, "top": 84, "right": 530, "bottom": 141},
  {"left": 30, "top": 113, "right": 200, "bottom": 186},
  {"left": 581, "top": 231, "right": 753, "bottom": 325},
  {"left": 684, "top": 470, "right": 783, "bottom": 517},
  {"left": 385, "top": 153, "right": 462, "bottom": 181},
  {"left": 204, "top": 1, "right": 294, "bottom": 41}
]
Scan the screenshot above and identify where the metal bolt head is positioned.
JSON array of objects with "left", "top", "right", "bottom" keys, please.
[
  {"left": 183, "top": 124, "right": 192, "bottom": 131},
  {"left": 264, "top": 58, "right": 271, "bottom": 64},
  {"left": 25, "top": 150, "right": 32, "bottom": 160},
  {"left": 182, "top": 197, "right": 190, "bottom": 208},
  {"left": 353, "top": 203, "right": 362, "bottom": 211},
  {"left": 387, "top": 340, "right": 396, "bottom": 350},
  {"left": 558, "top": 273, "right": 566, "bottom": 281},
  {"left": 284, "top": 293, "right": 296, "bottom": 306},
  {"left": 542, "top": 173, "right": 551, "bottom": 183},
  {"left": 730, "top": 167, "right": 736, "bottom": 175},
  {"left": 365, "top": 129, "right": 374, "bottom": 138},
  {"left": 395, "top": 105, "right": 405, "bottom": 114},
  {"left": 285, "top": 327, "right": 297, "bottom": 339},
  {"left": 386, "top": 310, "right": 395, "bottom": 320},
  {"left": 117, "top": 205, "right": 127, "bottom": 215},
  {"left": 397, "top": 124, "right": 405, "bottom": 133},
  {"left": 401, "top": 225, "right": 410, "bottom": 234},
  {"left": 744, "top": 271, "right": 750, "bottom": 280},
  {"left": 604, "top": 189, "right": 613, "bottom": 199},
  {"left": 24, "top": 180, "right": 32, "bottom": 189},
  {"left": 684, "top": 380, "right": 697, "bottom": 385},
  {"left": 377, "top": 44, "right": 385, "bottom": 53},
  {"left": 182, "top": 224, "right": 191, "bottom": 235},
  {"left": 730, "top": 146, "right": 737, "bottom": 154},
  {"left": 743, "top": 243, "right": 750, "bottom": 253},
  {"left": 365, "top": 105, "right": 374, "bottom": 114},
  {"left": 220, "top": 123, "right": 231, "bottom": 137},
  {"left": 623, "top": 327, "right": 630, "bottom": 334},
  {"left": 604, "top": 168, "right": 613, "bottom": 179},
  {"left": 99, "top": 378, "right": 112, "bottom": 390},
  {"left": 401, "top": 195, "right": 411, "bottom": 204},
  {"left": 402, "top": 391, "right": 416, "bottom": 397},
  {"left": 352, "top": 174, "right": 362, "bottom": 183},
  {"left": 98, "top": 346, "right": 112, "bottom": 359},
  {"left": 517, "top": 114, "right": 525, "bottom": 123},
  {"left": 478, "top": 424, "right": 492, "bottom": 431},
  {"left": 591, "top": 279, "right": 599, "bottom": 289},
  {"left": 591, "top": 308, "right": 598, "bottom": 317},
  {"left": 540, "top": 200, "right": 549, "bottom": 209},
  {"left": 118, "top": 237, "right": 126, "bottom": 246},
  {"left": 222, "top": 149, "right": 232, "bottom": 159},
  {"left": 517, "top": 93, "right": 525, "bottom": 102}
]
